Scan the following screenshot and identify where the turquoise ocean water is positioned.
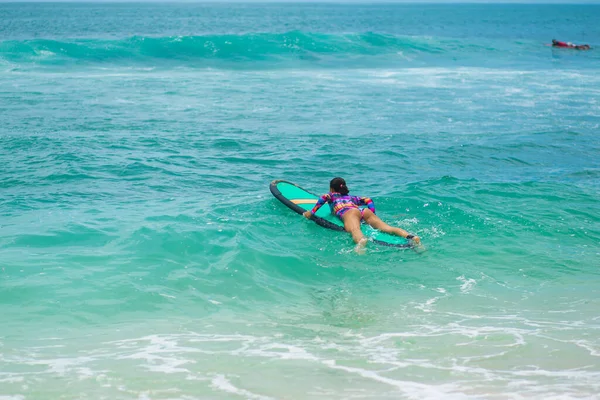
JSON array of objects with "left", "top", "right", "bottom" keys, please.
[{"left": 1, "top": 2, "right": 600, "bottom": 398}]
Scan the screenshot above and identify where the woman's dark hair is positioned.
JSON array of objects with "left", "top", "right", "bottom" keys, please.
[{"left": 330, "top": 177, "right": 349, "bottom": 195}]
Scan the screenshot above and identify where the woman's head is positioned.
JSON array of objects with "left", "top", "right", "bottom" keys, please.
[{"left": 330, "top": 177, "right": 349, "bottom": 195}]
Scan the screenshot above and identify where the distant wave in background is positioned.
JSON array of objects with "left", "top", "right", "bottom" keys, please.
[{"left": 0, "top": 32, "right": 520, "bottom": 68}]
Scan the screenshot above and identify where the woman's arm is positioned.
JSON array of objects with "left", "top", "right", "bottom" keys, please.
[
  {"left": 357, "top": 196, "right": 376, "bottom": 214},
  {"left": 303, "top": 194, "right": 330, "bottom": 218}
]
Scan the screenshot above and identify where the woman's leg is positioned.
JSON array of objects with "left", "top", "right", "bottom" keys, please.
[
  {"left": 362, "top": 209, "right": 417, "bottom": 242},
  {"left": 341, "top": 209, "right": 366, "bottom": 245}
]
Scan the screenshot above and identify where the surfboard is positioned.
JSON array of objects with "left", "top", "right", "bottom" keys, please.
[{"left": 270, "top": 180, "right": 413, "bottom": 248}]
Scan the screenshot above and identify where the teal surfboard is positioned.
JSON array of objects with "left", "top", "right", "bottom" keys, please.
[{"left": 270, "top": 180, "right": 412, "bottom": 248}]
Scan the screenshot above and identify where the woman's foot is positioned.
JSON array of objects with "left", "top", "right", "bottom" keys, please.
[{"left": 355, "top": 237, "right": 368, "bottom": 254}]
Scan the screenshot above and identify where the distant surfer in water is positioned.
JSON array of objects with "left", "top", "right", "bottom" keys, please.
[
  {"left": 552, "top": 39, "right": 591, "bottom": 50},
  {"left": 303, "top": 177, "right": 420, "bottom": 251}
]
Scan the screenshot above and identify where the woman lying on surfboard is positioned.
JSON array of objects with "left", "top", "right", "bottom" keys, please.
[
  {"left": 551, "top": 39, "right": 590, "bottom": 50},
  {"left": 302, "top": 177, "right": 420, "bottom": 250}
]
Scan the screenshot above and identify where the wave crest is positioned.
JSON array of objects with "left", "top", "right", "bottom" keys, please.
[{"left": 0, "top": 32, "right": 443, "bottom": 66}]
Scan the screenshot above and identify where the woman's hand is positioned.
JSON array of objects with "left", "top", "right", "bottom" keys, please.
[
  {"left": 303, "top": 211, "right": 312, "bottom": 219},
  {"left": 410, "top": 235, "right": 421, "bottom": 245}
]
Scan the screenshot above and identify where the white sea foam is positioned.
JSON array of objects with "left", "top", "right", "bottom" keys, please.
[
  {"left": 414, "top": 296, "right": 441, "bottom": 313},
  {"left": 0, "top": 374, "right": 24, "bottom": 383},
  {"left": 322, "top": 359, "right": 469, "bottom": 400},
  {"left": 25, "top": 356, "right": 95, "bottom": 376},
  {"left": 242, "top": 343, "right": 319, "bottom": 361},
  {"left": 457, "top": 276, "right": 478, "bottom": 294},
  {"left": 211, "top": 374, "right": 275, "bottom": 400},
  {"left": 571, "top": 340, "right": 600, "bottom": 357},
  {"left": 36, "top": 50, "right": 55, "bottom": 57}
]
